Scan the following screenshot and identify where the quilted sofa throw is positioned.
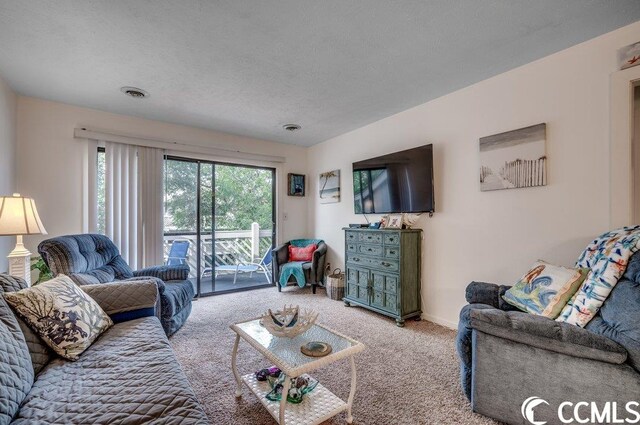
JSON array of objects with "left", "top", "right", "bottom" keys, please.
[{"left": 558, "top": 225, "right": 640, "bottom": 327}]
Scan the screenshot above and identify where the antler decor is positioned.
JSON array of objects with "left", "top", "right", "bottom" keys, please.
[{"left": 261, "top": 305, "right": 318, "bottom": 338}]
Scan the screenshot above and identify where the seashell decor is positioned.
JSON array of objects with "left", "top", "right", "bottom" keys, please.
[
  {"left": 402, "top": 213, "right": 422, "bottom": 228},
  {"left": 261, "top": 305, "right": 318, "bottom": 338}
]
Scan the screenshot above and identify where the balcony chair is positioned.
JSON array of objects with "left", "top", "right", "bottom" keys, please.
[
  {"left": 38, "top": 234, "right": 194, "bottom": 337},
  {"left": 201, "top": 249, "right": 272, "bottom": 284},
  {"left": 166, "top": 239, "right": 190, "bottom": 266},
  {"left": 272, "top": 239, "right": 327, "bottom": 294}
]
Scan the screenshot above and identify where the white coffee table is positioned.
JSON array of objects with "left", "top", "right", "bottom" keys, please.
[{"left": 230, "top": 318, "right": 365, "bottom": 425}]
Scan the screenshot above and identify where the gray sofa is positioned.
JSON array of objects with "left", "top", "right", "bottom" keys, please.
[
  {"left": 37, "top": 234, "right": 195, "bottom": 336},
  {"left": 0, "top": 273, "right": 209, "bottom": 424},
  {"left": 456, "top": 251, "right": 640, "bottom": 425},
  {"left": 273, "top": 240, "right": 327, "bottom": 294}
]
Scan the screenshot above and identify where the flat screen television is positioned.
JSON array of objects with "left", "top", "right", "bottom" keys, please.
[{"left": 353, "top": 144, "right": 434, "bottom": 214}]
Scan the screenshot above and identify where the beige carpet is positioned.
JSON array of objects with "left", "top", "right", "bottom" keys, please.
[{"left": 170, "top": 286, "right": 498, "bottom": 425}]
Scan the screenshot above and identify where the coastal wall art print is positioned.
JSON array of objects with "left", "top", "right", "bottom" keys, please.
[
  {"left": 319, "top": 170, "right": 340, "bottom": 204},
  {"left": 618, "top": 41, "right": 640, "bottom": 70},
  {"left": 479, "top": 123, "right": 547, "bottom": 192}
]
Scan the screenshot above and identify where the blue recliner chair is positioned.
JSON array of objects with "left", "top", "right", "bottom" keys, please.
[
  {"left": 38, "top": 234, "right": 195, "bottom": 337},
  {"left": 456, "top": 252, "right": 640, "bottom": 424}
]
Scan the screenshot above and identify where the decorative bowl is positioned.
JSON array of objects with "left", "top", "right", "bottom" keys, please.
[{"left": 260, "top": 305, "right": 318, "bottom": 338}]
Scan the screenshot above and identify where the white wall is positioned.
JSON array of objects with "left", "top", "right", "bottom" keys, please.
[
  {"left": 16, "top": 97, "right": 308, "bottom": 254},
  {"left": 307, "top": 21, "right": 640, "bottom": 328},
  {"left": 634, "top": 85, "right": 640, "bottom": 223},
  {"left": 0, "top": 74, "right": 17, "bottom": 272}
]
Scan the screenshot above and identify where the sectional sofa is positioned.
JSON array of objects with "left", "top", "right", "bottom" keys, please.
[{"left": 0, "top": 273, "right": 209, "bottom": 424}]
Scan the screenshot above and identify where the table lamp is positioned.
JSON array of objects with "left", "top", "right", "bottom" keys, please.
[{"left": 0, "top": 194, "right": 47, "bottom": 285}]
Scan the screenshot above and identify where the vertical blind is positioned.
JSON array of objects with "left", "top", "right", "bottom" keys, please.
[{"left": 88, "top": 141, "right": 165, "bottom": 269}]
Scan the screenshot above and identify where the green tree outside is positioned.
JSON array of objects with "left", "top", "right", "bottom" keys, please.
[
  {"left": 164, "top": 160, "right": 273, "bottom": 232},
  {"left": 97, "top": 154, "right": 274, "bottom": 234}
]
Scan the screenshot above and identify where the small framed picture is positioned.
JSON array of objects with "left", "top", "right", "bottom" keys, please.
[
  {"left": 287, "top": 173, "right": 305, "bottom": 197},
  {"left": 385, "top": 214, "right": 403, "bottom": 229}
]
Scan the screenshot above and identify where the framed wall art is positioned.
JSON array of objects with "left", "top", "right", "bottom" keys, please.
[{"left": 287, "top": 173, "right": 305, "bottom": 196}]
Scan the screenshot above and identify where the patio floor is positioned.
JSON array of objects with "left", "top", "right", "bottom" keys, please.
[{"left": 189, "top": 271, "right": 273, "bottom": 295}]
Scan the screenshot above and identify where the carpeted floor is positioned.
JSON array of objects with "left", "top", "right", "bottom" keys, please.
[{"left": 170, "top": 286, "right": 498, "bottom": 425}]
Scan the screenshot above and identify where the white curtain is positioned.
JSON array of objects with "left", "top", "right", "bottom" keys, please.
[
  {"left": 100, "top": 142, "right": 164, "bottom": 269},
  {"left": 137, "top": 146, "right": 165, "bottom": 268}
]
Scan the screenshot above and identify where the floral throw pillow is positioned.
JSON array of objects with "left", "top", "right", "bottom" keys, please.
[
  {"left": 4, "top": 274, "right": 113, "bottom": 360},
  {"left": 502, "top": 260, "right": 589, "bottom": 319},
  {"left": 557, "top": 225, "right": 640, "bottom": 327}
]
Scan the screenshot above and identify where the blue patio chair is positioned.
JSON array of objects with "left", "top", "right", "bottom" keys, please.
[
  {"left": 202, "top": 248, "right": 272, "bottom": 284},
  {"left": 166, "top": 240, "right": 190, "bottom": 266}
]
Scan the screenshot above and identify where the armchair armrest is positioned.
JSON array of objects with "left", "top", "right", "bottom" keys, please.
[
  {"left": 465, "top": 281, "right": 517, "bottom": 311},
  {"left": 272, "top": 243, "right": 289, "bottom": 284},
  {"left": 273, "top": 243, "right": 290, "bottom": 265},
  {"left": 311, "top": 242, "right": 328, "bottom": 284},
  {"left": 133, "top": 264, "right": 190, "bottom": 282},
  {"left": 470, "top": 309, "right": 628, "bottom": 365},
  {"left": 81, "top": 279, "right": 158, "bottom": 323}
]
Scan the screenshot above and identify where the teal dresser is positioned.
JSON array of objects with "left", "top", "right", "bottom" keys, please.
[{"left": 343, "top": 228, "right": 422, "bottom": 326}]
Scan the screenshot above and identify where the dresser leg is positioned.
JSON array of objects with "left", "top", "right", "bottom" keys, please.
[
  {"left": 395, "top": 319, "right": 405, "bottom": 327},
  {"left": 344, "top": 300, "right": 351, "bottom": 307}
]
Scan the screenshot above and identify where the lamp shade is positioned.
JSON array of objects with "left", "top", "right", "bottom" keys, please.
[{"left": 0, "top": 193, "right": 47, "bottom": 236}]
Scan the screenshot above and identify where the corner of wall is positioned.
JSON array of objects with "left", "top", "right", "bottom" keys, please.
[{"left": 0, "top": 75, "right": 17, "bottom": 272}]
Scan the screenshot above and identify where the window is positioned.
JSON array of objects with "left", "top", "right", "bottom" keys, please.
[{"left": 97, "top": 147, "right": 105, "bottom": 234}]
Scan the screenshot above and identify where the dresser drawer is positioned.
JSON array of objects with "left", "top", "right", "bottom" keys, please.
[
  {"left": 345, "top": 231, "right": 358, "bottom": 243},
  {"left": 359, "top": 232, "right": 383, "bottom": 244},
  {"left": 348, "top": 255, "right": 399, "bottom": 272},
  {"left": 384, "top": 246, "right": 399, "bottom": 259},
  {"left": 383, "top": 232, "right": 400, "bottom": 245},
  {"left": 357, "top": 244, "right": 383, "bottom": 257},
  {"left": 346, "top": 243, "right": 357, "bottom": 253}
]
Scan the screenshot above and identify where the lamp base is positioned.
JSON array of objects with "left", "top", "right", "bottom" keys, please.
[{"left": 7, "top": 235, "right": 31, "bottom": 286}]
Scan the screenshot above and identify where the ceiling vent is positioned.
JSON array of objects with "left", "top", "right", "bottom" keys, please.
[
  {"left": 283, "top": 124, "right": 301, "bottom": 132},
  {"left": 121, "top": 86, "right": 149, "bottom": 98}
]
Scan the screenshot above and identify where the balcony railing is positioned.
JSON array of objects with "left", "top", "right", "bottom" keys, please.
[{"left": 163, "top": 223, "right": 272, "bottom": 277}]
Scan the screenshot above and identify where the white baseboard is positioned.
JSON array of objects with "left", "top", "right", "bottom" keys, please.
[{"left": 420, "top": 313, "right": 458, "bottom": 330}]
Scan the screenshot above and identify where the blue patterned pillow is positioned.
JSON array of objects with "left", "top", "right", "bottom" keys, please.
[
  {"left": 502, "top": 261, "right": 588, "bottom": 319},
  {"left": 4, "top": 275, "right": 113, "bottom": 360}
]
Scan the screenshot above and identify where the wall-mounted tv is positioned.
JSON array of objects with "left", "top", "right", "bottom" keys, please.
[{"left": 353, "top": 144, "right": 434, "bottom": 214}]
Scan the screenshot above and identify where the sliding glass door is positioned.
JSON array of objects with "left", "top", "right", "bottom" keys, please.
[{"left": 164, "top": 157, "right": 275, "bottom": 296}]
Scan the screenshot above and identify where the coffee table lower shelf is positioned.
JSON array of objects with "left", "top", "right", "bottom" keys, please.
[{"left": 242, "top": 373, "right": 347, "bottom": 425}]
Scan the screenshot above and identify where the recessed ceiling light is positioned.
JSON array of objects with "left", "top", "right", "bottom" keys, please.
[
  {"left": 283, "top": 124, "right": 301, "bottom": 132},
  {"left": 120, "top": 86, "right": 149, "bottom": 98}
]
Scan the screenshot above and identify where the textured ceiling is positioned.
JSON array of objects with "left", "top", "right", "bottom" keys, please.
[{"left": 1, "top": 1, "right": 639, "bottom": 146}]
